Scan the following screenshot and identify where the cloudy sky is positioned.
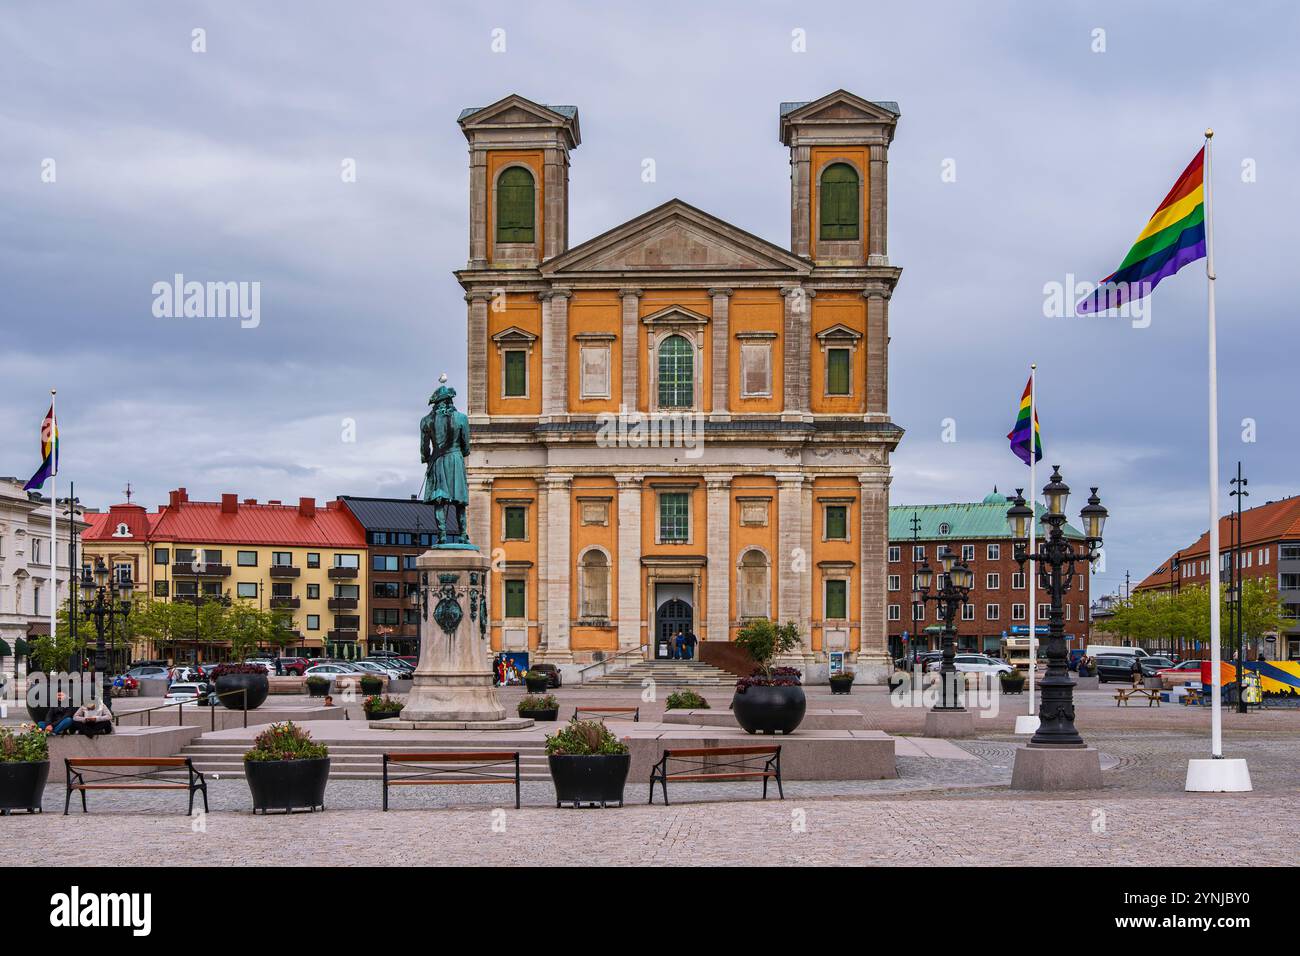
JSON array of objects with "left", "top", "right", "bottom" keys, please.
[{"left": 3, "top": 1, "right": 1297, "bottom": 601}]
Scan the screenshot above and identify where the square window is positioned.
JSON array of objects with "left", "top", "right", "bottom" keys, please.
[
  {"left": 961, "top": 545, "right": 975, "bottom": 562},
  {"left": 888, "top": 546, "right": 901, "bottom": 563},
  {"left": 154, "top": 548, "right": 170, "bottom": 565},
  {"left": 888, "top": 575, "right": 901, "bottom": 592},
  {"left": 888, "top": 604, "right": 901, "bottom": 621},
  {"left": 306, "top": 615, "right": 320, "bottom": 631},
  {"left": 986, "top": 573, "right": 1000, "bottom": 589},
  {"left": 913, "top": 545, "right": 925, "bottom": 562},
  {"left": 659, "top": 493, "right": 690, "bottom": 543},
  {"left": 987, "top": 544, "right": 1001, "bottom": 561},
  {"left": 237, "top": 551, "right": 257, "bottom": 567},
  {"left": 986, "top": 604, "right": 1000, "bottom": 621},
  {"left": 504, "top": 350, "right": 528, "bottom": 397},
  {"left": 307, "top": 584, "right": 320, "bottom": 600},
  {"left": 153, "top": 581, "right": 169, "bottom": 597},
  {"left": 824, "top": 505, "right": 848, "bottom": 540},
  {"left": 826, "top": 348, "right": 851, "bottom": 396},
  {"left": 962, "top": 603, "right": 975, "bottom": 621},
  {"left": 503, "top": 506, "right": 527, "bottom": 541},
  {"left": 307, "top": 553, "right": 321, "bottom": 568},
  {"left": 237, "top": 582, "right": 258, "bottom": 599},
  {"left": 504, "top": 579, "right": 526, "bottom": 619},
  {"left": 825, "top": 579, "right": 847, "bottom": 620}
]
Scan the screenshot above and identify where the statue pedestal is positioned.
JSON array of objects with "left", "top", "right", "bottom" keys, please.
[{"left": 394, "top": 548, "right": 519, "bottom": 724}]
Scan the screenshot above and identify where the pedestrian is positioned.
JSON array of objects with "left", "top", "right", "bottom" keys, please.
[
  {"left": 684, "top": 630, "right": 697, "bottom": 660},
  {"left": 672, "top": 630, "right": 683, "bottom": 660}
]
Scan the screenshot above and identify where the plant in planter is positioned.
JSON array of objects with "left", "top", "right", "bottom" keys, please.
[
  {"left": 665, "top": 690, "right": 709, "bottom": 710},
  {"left": 0, "top": 725, "right": 50, "bottom": 816},
  {"left": 731, "top": 619, "right": 807, "bottom": 735},
  {"left": 828, "top": 670, "right": 856, "bottom": 695},
  {"left": 517, "top": 694, "right": 559, "bottom": 721},
  {"left": 524, "top": 669, "right": 551, "bottom": 693},
  {"left": 363, "top": 695, "right": 404, "bottom": 720},
  {"left": 545, "top": 719, "right": 631, "bottom": 808},
  {"left": 358, "top": 675, "right": 384, "bottom": 696},
  {"left": 305, "top": 675, "right": 329, "bottom": 698},
  {"left": 208, "top": 663, "right": 270, "bottom": 711},
  {"left": 243, "top": 722, "right": 330, "bottom": 813},
  {"left": 1000, "top": 669, "right": 1026, "bottom": 694}
]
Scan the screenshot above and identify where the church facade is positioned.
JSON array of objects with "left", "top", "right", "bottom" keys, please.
[{"left": 456, "top": 90, "right": 903, "bottom": 681}]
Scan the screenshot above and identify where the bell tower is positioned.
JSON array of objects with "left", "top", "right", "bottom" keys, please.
[
  {"left": 458, "top": 94, "right": 581, "bottom": 269},
  {"left": 779, "top": 90, "right": 899, "bottom": 266}
]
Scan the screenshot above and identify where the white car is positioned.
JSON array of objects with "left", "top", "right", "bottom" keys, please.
[
  {"left": 243, "top": 660, "right": 276, "bottom": 675},
  {"left": 927, "top": 654, "right": 1014, "bottom": 675},
  {"left": 354, "top": 661, "right": 403, "bottom": 679},
  {"left": 303, "top": 664, "right": 356, "bottom": 676},
  {"left": 164, "top": 682, "right": 209, "bottom": 702}
]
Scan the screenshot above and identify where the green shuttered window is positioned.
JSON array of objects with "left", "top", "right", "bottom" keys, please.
[
  {"left": 827, "top": 348, "right": 851, "bottom": 396},
  {"left": 825, "top": 579, "right": 848, "bottom": 620},
  {"left": 819, "top": 163, "right": 860, "bottom": 241},
  {"left": 504, "top": 579, "right": 526, "bottom": 618},
  {"left": 496, "top": 167, "right": 536, "bottom": 244},
  {"left": 504, "top": 350, "right": 527, "bottom": 397}
]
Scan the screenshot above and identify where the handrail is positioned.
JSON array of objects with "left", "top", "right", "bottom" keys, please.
[
  {"left": 112, "top": 686, "right": 249, "bottom": 731},
  {"left": 577, "top": 644, "right": 649, "bottom": 684}
]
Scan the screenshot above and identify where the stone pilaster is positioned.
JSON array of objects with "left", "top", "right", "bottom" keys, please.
[
  {"left": 468, "top": 149, "right": 488, "bottom": 268},
  {"left": 616, "top": 475, "right": 643, "bottom": 651},
  {"left": 867, "top": 143, "right": 889, "bottom": 266},
  {"left": 542, "top": 474, "right": 572, "bottom": 661},
  {"left": 467, "top": 477, "right": 492, "bottom": 555},
  {"left": 620, "top": 289, "right": 641, "bottom": 412},
  {"left": 789, "top": 145, "right": 811, "bottom": 258},
  {"left": 709, "top": 288, "right": 732, "bottom": 420},
  {"left": 781, "top": 286, "right": 812, "bottom": 419},
  {"left": 858, "top": 471, "right": 892, "bottom": 681},
  {"left": 535, "top": 478, "right": 548, "bottom": 649},
  {"left": 863, "top": 288, "right": 890, "bottom": 421},
  {"left": 776, "top": 474, "right": 805, "bottom": 631},
  {"left": 705, "top": 475, "right": 733, "bottom": 644},
  {"left": 542, "top": 147, "right": 568, "bottom": 260},
  {"left": 466, "top": 291, "right": 492, "bottom": 421},
  {"left": 800, "top": 477, "right": 814, "bottom": 649},
  {"left": 540, "top": 289, "right": 571, "bottom": 420}
]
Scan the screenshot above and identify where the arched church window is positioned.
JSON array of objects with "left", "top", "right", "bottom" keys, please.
[
  {"left": 738, "top": 549, "right": 771, "bottom": 620},
  {"left": 657, "top": 334, "right": 694, "bottom": 408},
  {"left": 819, "top": 162, "right": 860, "bottom": 241},
  {"left": 579, "top": 549, "right": 610, "bottom": 620},
  {"left": 496, "top": 166, "right": 536, "bottom": 244}
]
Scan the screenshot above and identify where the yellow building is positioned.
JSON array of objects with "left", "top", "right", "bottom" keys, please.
[
  {"left": 84, "top": 489, "right": 369, "bottom": 661},
  {"left": 456, "top": 91, "right": 903, "bottom": 682}
]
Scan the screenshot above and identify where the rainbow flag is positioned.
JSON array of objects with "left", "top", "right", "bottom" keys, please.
[
  {"left": 1076, "top": 147, "right": 1206, "bottom": 314},
  {"left": 22, "top": 402, "right": 59, "bottom": 491},
  {"left": 1007, "top": 376, "right": 1041, "bottom": 466}
]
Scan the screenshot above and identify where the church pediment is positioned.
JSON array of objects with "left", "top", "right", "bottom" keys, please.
[
  {"left": 779, "top": 90, "right": 900, "bottom": 145},
  {"left": 541, "top": 200, "right": 810, "bottom": 277},
  {"left": 458, "top": 94, "right": 581, "bottom": 147}
]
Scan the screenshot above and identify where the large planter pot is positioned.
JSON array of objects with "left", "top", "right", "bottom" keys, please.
[
  {"left": 244, "top": 758, "right": 330, "bottom": 813},
  {"left": 731, "top": 684, "right": 807, "bottom": 735},
  {"left": 306, "top": 682, "right": 329, "bottom": 698},
  {"left": 829, "top": 678, "right": 855, "bottom": 696},
  {"left": 359, "top": 680, "right": 384, "bottom": 696},
  {"left": 366, "top": 709, "right": 402, "bottom": 721},
  {"left": 216, "top": 673, "right": 269, "bottom": 711},
  {"left": 548, "top": 754, "right": 631, "bottom": 808},
  {"left": 524, "top": 676, "right": 550, "bottom": 694},
  {"left": 519, "top": 707, "right": 559, "bottom": 722},
  {"left": 0, "top": 761, "right": 50, "bottom": 815},
  {"left": 1000, "top": 677, "right": 1026, "bottom": 695}
]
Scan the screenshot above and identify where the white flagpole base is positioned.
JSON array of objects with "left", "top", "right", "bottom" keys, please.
[
  {"left": 1185, "top": 758, "right": 1252, "bottom": 792},
  {"left": 1014, "top": 714, "right": 1040, "bottom": 735}
]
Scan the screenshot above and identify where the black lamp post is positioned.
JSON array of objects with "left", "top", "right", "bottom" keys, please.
[
  {"left": 1006, "top": 468, "right": 1106, "bottom": 747},
  {"left": 79, "top": 559, "right": 132, "bottom": 709},
  {"left": 914, "top": 547, "right": 975, "bottom": 711}
]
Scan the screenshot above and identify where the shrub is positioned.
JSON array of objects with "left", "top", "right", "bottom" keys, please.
[
  {"left": 665, "top": 690, "right": 709, "bottom": 710},
  {"left": 734, "top": 619, "right": 801, "bottom": 676},
  {"left": 244, "top": 722, "right": 329, "bottom": 762},
  {"left": 305, "top": 675, "right": 329, "bottom": 688},
  {"left": 735, "top": 666, "right": 802, "bottom": 694},
  {"left": 0, "top": 725, "right": 49, "bottom": 763},
  {"left": 359, "top": 675, "right": 384, "bottom": 693},
  {"left": 363, "top": 695, "right": 403, "bottom": 714},
  {"left": 208, "top": 663, "right": 268, "bottom": 679},
  {"left": 518, "top": 694, "right": 558, "bottom": 712},
  {"left": 544, "top": 719, "right": 629, "bottom": 757},
  {"left": 830, "top": 670, "right": 856, "bottom": 683}
]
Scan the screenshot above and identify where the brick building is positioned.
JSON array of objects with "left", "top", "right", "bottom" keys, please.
[{"left": 887, "top": 491, "right": 1092, "bottom": 659}]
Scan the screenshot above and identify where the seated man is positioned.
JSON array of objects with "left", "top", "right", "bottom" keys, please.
[
  {"left": 73, "top": 697, "right": 114, "bottom": 737},
  {"left": 44, "top": 692, "right": 76, "bottom": 735}
]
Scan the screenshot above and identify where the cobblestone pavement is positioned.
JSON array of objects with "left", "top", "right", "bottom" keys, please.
[{"left": 8, "top": 726, "right": 1297, "bottom": 866}]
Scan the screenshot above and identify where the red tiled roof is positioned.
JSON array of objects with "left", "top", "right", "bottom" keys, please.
[
  {"left": 82, "top": 503, "right": 153, "bottom": 542},
  {"left": 1135, "top": 495, "right": 1300, "bottom": 590},
  {"left": 150, "top": 494, "right": 365, "bottom": 548}
]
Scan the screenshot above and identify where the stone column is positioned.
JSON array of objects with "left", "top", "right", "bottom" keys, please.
[
  {"left": 863, "top": 287, "right": 891, "bottom": 421},
  {"left": 781, "top": 286, "right": 812, "bottom": 420},
  {"left": 776, "top": 475, "right": 805, "bottom": 636},
  {"left": 800, "top": 477, "right": 815, "bottom": 650},
  {"left": 616, "top": 475, "right": 643, "bottom": 651},
  {"left": 535, "top": 478, "right": 548, "bottom": 650},
  {"left": 867, "top": 143, "right": 889, "bottom": 266},
  {"left": 467, "top": 476, "right": 492, "bottom": 555},
  {"left": 620, "top": 289, "right": 641, "bottom": 412},
  {"left": 705, "top": 475, "right": 733, "bottom": 644},
  {"left": 709, "top": 288, "right": 732, "bottom": 420},
  {"left": 858, "top": 471, "right": 892, "bottom": 682},
  {"left": 542, "top": 147, "right": 568, "bottom": 260},
  {"left": 789, "top": 145, "right": 811, "bottom": 258},
  {"left": 541, "top": 289, "right": 570, "bottom": 421},
  {"left": 542, "top": 474, "right": 572, "bottom": 661},
  {"left": 468, "top": 149, "right": 488, "bottom": 268},
  {"left": 466, "top": 291, "right": 492, "bottom": 422}
]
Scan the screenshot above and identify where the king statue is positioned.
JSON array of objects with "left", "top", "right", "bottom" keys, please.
[{"left": 420, "top": 376, "right": 471, "bottom": 546}]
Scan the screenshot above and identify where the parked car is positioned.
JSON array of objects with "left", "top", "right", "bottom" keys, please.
[
  {"left": 273, "top": 657, "right": 311, "bottom": 676},
  {"left": 163, "top": 682, "right": 210, "bottom": 703},
  {"left": 1157, "top": 659, "right": 1204, "bottom": 688},
  {"left": 1138, "top": 656, "right": 1175, "bottom": 678},
  {"left": 527, "top": 662, "right": 563, "bottom": 688},
  {"left": 362, "top": 658, "right": 411, "bottom": 677},
  {"left": 353, "top": 660, "right": 403, "bottom": 679},
  {"left": 1095, "top": 654, "right": 1142, "bottom": 684},
  {"left": 125, "top": 665, "right": 169, "bottom": 681},
  {"left": 243, "top": 659, "right": 276, "bottom": 675},
  {"left": 303, "top": 663, "right": 357, "bottom": 676},
  {"left": 927, "top": 654, "right": 1013, "bottom": 675}
]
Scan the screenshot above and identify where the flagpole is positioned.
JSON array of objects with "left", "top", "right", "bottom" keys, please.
[
  {"left": 1028, "top": 364, "right": 1037, "bottom": 717},
  {"left": 1186, "top": 128, "right": 1250, "bottom": 791},
  {"left": 49, "top": 388, "right": 57, "bottom": 656}
]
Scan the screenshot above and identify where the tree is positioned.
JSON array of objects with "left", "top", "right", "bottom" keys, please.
[
  {"left": 734, "top": 618, "right": 801, "bottom": 676},
  {"left": 1095, "top": 580, "right": 1289, "bottom": 655}
]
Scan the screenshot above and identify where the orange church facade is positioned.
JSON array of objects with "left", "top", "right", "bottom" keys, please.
[{"left": 456, "top": 91, "right": 903, "bottom": 682}]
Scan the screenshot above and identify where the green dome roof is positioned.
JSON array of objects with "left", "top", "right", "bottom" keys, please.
[{"left": 981, "top": 488, "right": 1008, "bottom": 505}]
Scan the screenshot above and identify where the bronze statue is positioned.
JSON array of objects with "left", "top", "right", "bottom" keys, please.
[{"left": 420, "top": 379, "right": 470, "bottom": 545}]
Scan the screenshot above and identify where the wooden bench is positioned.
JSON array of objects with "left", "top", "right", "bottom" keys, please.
[
  {"left": 573, "top": 706, "right": 640, "bottom": 722},
  {"left": 1180, "top": 687, "right": 1205, "bottom": 706},
  {"left": 64, "top": 757, "right": 207, "bottom": 815},
  {"left": 1114, "top": 687, "right": 1161, "bottom": 707},
  {"left": 649, "top": 746, "right": 782, "bottom": 806},
  {"left": 382, "top": 751, "right": 520, "bottom": 810}
]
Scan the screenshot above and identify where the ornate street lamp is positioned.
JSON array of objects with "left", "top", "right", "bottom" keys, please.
[
  {"left": 915, "top": 548, "right": 975, "bottom": 711},
  {"left": 80, "top": 558, "right": 132, "bottom": 709},
  {"left": 1006, "top": 468, "right": 1106, "bottom": 748}
]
